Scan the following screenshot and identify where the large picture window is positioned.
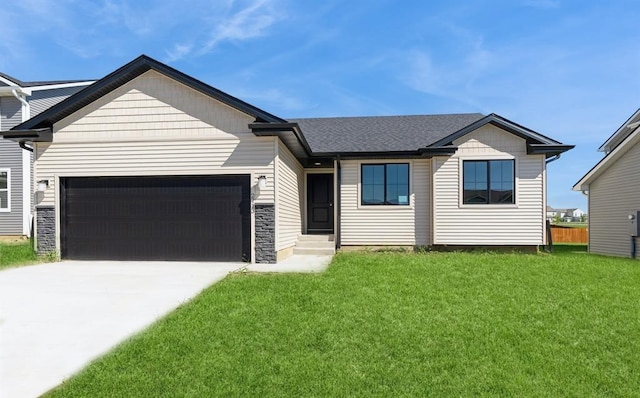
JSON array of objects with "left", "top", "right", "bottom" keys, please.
[
  {"left": 0, "top": 169, "right": 9, "bottom": 211},
  {"left": 361, "top": 163, "right": 409, "bottom": 205},
  {"left": 463, "top": 160, "right": 514, "bottom": 204}
]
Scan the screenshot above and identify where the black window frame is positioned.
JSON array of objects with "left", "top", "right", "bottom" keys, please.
[
  {"left": 462, "top": 159, "right": 515, "bottom": 205},
  {"left": 361, "top": 163, "right": 410, "bottom": 206}
]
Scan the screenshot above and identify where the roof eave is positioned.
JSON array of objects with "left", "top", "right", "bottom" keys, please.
[
  {"left": 598, "top": 108, "right": 640, "bottom": 152},
  {"left": 527, "top": 144, "right": 575, "bottom": 157},
  {"left": 0, "top": 128, "right": 53, "bottom": 142},
  {"left": 430, "top": 113, "right": 564, "bottom": 147},
  {"left": 12, "top": 55, "right": 287, "bottom": 131},
  {"left": 573, "top": 123, "right": 640, "bottom": 191},
  {"left": 312, "top": 146, "right": 458, "bottom": 159},
  {"left": 250, "top": 122, "right": 313, "bottom": 158}
]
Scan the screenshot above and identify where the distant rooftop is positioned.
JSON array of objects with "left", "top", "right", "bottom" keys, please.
[{"left": 0, "top": 72, "right": 94, "bottom": 88}]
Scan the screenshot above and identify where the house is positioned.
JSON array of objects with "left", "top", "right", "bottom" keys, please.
[
  {"left": 547, "top": 207, "right": 585, "bottom": 222},
  {"left": 1, "top": 55, "right": 574, "bottom": 263},
  {"left": 574, "top": 108, "right": 640, "bottom": 258},
  {"left": 0, "top": 74, "right": 93, "bottom": 237}
]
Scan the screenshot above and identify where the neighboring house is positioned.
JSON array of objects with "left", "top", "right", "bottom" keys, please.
[
  {"left": 547, "top": 207, "right": 585, "bottom": 222},
  {"left": 0, "top": 74, "right": 93, "bottom": 237},
  {"left": 574, "top": 108, "right": 640, "bottom": 258},
  {"left": 1, "top": 55, "right": 573, "bottom": 263}
]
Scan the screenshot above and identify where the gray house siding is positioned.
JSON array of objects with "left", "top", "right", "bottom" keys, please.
[
  {"left": 589, "top": 138, "right": 640, "bottom": 258},
  {"left": 30, "top": 86, "right": 85, "bottom": 116},
  {"left": 0, "top": 87, "right": 86, "bottom": 236},
  {"left": 0, "top": 96, "right": 24, "bottom": 235},
  {"left": 0, "top": 140, "right": 23, "bottom": 235},
  {"left": 1, "top": 96, "right": 22, "bottom": 129}
]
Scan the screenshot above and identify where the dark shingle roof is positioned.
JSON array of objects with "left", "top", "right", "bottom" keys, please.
[{"left": 289, "top": 113, "right": 485, "bottom": 153}]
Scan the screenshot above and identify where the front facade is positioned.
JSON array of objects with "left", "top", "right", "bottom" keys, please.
[
  {"left": 3, "top": 56, "right": 573, "bottom": 262},
  {"left": 574, "top": 108, "right": 640, "bottom": 258},
  {"left": 0, "top": 75, "right": 93, "bottom": 236}
]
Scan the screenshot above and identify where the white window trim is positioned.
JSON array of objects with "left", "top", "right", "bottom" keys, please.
[
  {"left": 357, "top": 160, "right": 414, "bottom": 209},
  {"left": 0, "top": 168, "right": 10, "bottom": 212},
  {"left": 458, "top": 157, "right": 518, "bottom": 208}
]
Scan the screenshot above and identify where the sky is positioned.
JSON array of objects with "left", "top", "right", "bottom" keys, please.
[{"left": 2, "top": 0, "right": 639, "bottom": 210}]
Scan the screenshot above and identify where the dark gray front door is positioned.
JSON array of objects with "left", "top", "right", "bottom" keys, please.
[{"left": 307, "top": 173, "right": 334, "bottom": 232}]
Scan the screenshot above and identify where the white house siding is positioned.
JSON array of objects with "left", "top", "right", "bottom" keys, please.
[
  {"left": 29, "top": 86, "right": 87, "bottom": 117},
  {"left": 340, "top": 159, "right": 430, "bottom": 246},
  {"left": 0, "top": 96, "right": 24, "bottom": 235},
  {"left": 588, "top": 137, "right": 640, "bottom": 258},
  {"left": 433, "top": 125, "right": 545, "bottom": 245},
  {"left": 35, "top": 70, "right": 276, "bottom": 208},
  {"left": 275, "top": 140, "right": 304, "bottom": 252}
]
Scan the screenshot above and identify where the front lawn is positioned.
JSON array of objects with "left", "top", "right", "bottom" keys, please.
[
  {"left": 0, "top": 240, "right": 40, "bottom": 270},
  {"left": 46, "top": 247, "right": 640, "bottom": 397}
]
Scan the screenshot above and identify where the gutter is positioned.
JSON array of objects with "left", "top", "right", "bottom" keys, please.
[{"left": 545, "top": 154, "right": 561, "bottom": 164}]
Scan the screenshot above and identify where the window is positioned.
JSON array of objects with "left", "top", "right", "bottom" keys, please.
[
  {"left": 463, "top": 160, "right": 514, "bottom": 204},
  {"left": 361, "top": 163, "right": 409, "bottom": 205},
  {"left": 0, "top": 169, "right": 9, "bottom": 211}
]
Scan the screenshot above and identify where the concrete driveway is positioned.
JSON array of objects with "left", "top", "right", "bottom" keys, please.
[{"left": 0, "top": 260, "right": 240, "bottom": 398}]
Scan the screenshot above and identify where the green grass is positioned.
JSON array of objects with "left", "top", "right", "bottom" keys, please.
[
  {"left": 0, "top": 240, "right": 40, "bottom": 269},
  {"left": 46, "top": 247, "right": 640, "bottom": 397}
]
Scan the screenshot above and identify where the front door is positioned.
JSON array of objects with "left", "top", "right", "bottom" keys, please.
[{"left": 307, "top": 173, "right": 334, "bottom": 233}]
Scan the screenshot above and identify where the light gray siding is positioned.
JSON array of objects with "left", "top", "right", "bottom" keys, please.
[
  {"left": 340, "top": 159, "right": 430, "bottom": 246},
  {"left": 30, "top": 86, "right": 86, "bottom": 117},
  {"left": 589, "top": 136, "right": 640, "bottom": 258},
  {"left": 275, "top": 140, "right": 304, "bottom": 252},
  {"left": 1, "top": 96, "right": 22, "bottom": 130},
  {"left": 0, "top": 95, "right": 24, "bottom": 235},
  {"left": 35, "top": 70, "right": 277, "bottom": 254},
  {"left": 0, "top": 140, "right": 23, "bottom": 234},
  {"left": 433, "top": 125, "right": 545, "bottom": 245}
]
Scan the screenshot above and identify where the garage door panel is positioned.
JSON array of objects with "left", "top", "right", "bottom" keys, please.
[{"left": 60, "top": 176, "right": 250, "bottom": 261}]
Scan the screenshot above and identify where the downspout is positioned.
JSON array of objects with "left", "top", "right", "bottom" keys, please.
[
  {"left": 19, "top": 140, "right": 34, "bottom": 152},
  {"left": 12, "top": 88, "right": 33, "bottom": 237},
  {"left": 544, "top": 153, "right": 561, "bottom": 250},
  {"left": 336, "top": 156, "right": 341, "bottom": 249}
]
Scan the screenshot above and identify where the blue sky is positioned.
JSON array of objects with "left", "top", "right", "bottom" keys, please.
[{"left": 2, "top": 0, "right": 639, "bottom": 210}]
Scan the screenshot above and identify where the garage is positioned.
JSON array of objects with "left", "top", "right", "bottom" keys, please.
[{"left": 59, "top": 175, "right": 251, "bottom": 261}]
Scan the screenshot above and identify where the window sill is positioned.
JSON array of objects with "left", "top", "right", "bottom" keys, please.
[
  {"left": 358, "top": 204, "right": 413, "bottom": 210},
  {"left": 459, "top": 204, "right": 518, "bottom": 209}
]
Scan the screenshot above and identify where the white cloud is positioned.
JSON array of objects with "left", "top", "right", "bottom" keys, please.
[
  {"left": 165, "top": 44, "right": 194, "bottom": 63},
  {"left": 200, "top": 0, "right": 281, "bottom": 54}
]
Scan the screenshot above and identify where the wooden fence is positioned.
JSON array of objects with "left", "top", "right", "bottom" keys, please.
[{"left": 550, "top": 225, "right": 588, "bottom": 244}]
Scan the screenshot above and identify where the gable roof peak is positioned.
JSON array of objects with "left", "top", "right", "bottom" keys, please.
[{"left": 12, "top": 54, "right": 286, "bottom": 131}]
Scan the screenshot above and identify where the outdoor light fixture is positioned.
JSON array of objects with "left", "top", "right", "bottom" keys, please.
[
  {"left": 257, "top": 175, "right": 267, "bottom": 189},
  {"left": 629, "top": 214, "right": 636, "bottom": 221},
  {"left": 37, "top": 180, "right": 49, "bottom": 192}
]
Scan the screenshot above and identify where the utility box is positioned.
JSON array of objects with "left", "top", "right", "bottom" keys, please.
[{"left": 632, "top": 211, "right": 640, "bottom": 237}]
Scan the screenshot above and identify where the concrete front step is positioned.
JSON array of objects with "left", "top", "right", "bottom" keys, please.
[
  {"left": 292, "top": 247, "right": 336, "bottom": 255},
  {"left": 297, "top": 234, "right": 334, "bottom": 242},
  {"left": 293, "top": 234, "right": 336, "bottom": 255}
]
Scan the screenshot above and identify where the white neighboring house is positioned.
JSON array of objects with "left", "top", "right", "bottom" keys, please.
[
  {"left": 0, "top": 74, "right": 93, "bottom": 237},
  {"left": 574, "top": 108, "right": 640, "bottom": 258},
  {"left": 547, "top": 208, "right": 585, "bottom": 222}
]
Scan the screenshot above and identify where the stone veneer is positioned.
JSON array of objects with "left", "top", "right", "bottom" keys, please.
[
  {"left": 255, "top": 204, "right": 276, "bottom": 263},
  {"left": 36, "top": 205, "right": 56, "bottom": 255}
]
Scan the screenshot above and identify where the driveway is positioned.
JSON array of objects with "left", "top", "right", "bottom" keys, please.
[{"left": 0, "top": 260, "right": 240, "bottom": 398}]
